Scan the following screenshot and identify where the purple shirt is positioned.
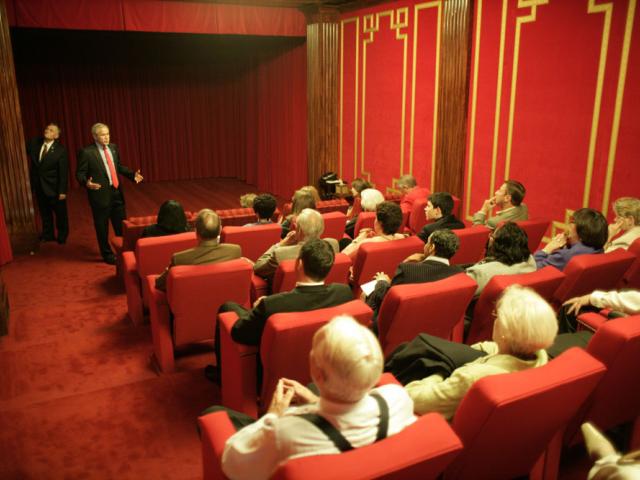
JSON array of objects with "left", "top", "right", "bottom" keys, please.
[{"left": 534, "top": 241, "right": 602, "bottom": 271}]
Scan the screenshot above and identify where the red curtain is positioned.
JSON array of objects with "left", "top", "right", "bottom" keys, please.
[
  {"left": 13, "top": 29, "right": 307, "bottom": 200},
  {"left": 0, "top": 196, "right": 12, "bottom": 265}
]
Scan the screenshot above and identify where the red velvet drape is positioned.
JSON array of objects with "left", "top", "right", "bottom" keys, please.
[
  {"left": 0, "top": 196, "right": 12, "bottom": 265},
  {"left": 13, "top": 30, "right": 307, "bottom": 200}
]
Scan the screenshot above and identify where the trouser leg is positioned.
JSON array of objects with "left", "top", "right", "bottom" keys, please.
[
  {"left": 54, "top": 197, "right": 69, "bottom": 242},
  {"left": 92, "top": 205, "right": 112, "bottom": 258},
  {"left": 36, "top": 191, "right": 55, "bottom": 240},
  {"left": 109, "top": 190, "right": 126, "bottom": 236}
]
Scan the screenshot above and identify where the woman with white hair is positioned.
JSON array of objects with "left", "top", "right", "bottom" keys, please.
[
  {"left": 403, "top": 285, "right": 558, "bottom": 419},
  {"left": 604, "top": 196, "right": 640, "bottom": 252},
  {"left": 219, "top": 315, "right": 416, "bottom": 480},
  {"left": 344, "top": 187, "right": 385, "bottom": 239}
]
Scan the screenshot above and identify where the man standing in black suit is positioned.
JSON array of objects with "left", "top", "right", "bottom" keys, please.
[
  {"left": 26, "top": 123, "right": 69, "bottom": 244},
  {"left": 76, "top": 123, "right": 143, "bottom": 264}
]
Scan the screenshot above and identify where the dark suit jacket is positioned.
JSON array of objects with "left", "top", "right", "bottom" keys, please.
[
  {"left": 76, "top": 143, "right": 135, "bottom": 208},
  {"left": 417, "top": 214, "right": 465, "bottom": 242},
  {"left": 228, "top": 283, "right": 353, "bottom": 346},
  {"left": 366, "top": 260, "right": 463, "bottom": 313},
  {"left": 26, "top": 137, "right": 69, "bottom": 197},
  {"left": 155, "top": 240, "right": 242, "bottom": 291}
]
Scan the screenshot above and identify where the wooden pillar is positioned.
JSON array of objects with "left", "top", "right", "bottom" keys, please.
[
  {"left": 433, "top": 0, "right": 474, "bottom": 198},
  {"left": 0, "top": 1, "right": 37, "bottom": 253},
  {"left": 305, "top": 8, "right": 340, "bottom": 189}
]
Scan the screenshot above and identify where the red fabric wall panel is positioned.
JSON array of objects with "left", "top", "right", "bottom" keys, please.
[
  {"left": 340, "top": 0, "right": 440, "bottom": 194},
  {"left": 5, "top": 0, "right": 17, "bottom": 26},
  {"left": 464, "top": 0, "right": 640, "bottom": 234},
  {"left": 8, "top": 0, "right": 305, "bottom": 37}
]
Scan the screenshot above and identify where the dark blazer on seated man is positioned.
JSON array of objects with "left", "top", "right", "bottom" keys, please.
[
  {"left": 220, "top": 239, "right": 353, "bottom": 347},
  {"left": 365, "top": 229, "right": 463, "bottom": 314},
  {"left": 155, "top": 209, "right": 241, "bottom": 291},
  {"left": 417, "top": 192, "right": 465, "bottom": 243}
]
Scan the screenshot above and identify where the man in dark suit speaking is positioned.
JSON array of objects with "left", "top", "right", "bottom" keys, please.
[
  {"left": 26, "top": 123, "right": 69, "bottom": 244},
  {"left": 76, "top": 123, "right": 143, "bottom": 264}
]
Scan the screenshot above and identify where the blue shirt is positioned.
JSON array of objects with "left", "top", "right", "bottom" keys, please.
[{"left": 534, "top": 241, "right": 602, "bottom": 271}]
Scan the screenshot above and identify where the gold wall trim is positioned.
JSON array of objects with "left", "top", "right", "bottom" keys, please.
[
  {"left": 602, "top": 0, "right": 637, "bottom": 213},
  {"left": 339, "top": 17, "right": 360, "bottom": 180},
  {"left": 409, "top": 1, "right": 442, "bottom": 192},
  {"left": 465, "top": 0, "right": 483, "bottom": 220},
  {"left": 504, "top": 0, "right": 548, "bottom": 180}
]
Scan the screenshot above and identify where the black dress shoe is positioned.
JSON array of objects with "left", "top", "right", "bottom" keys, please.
[
  {"left": 103, "top": 255, "right": 116, "bottom": 265},
  {"left": 204, "top": 364, "right": 221, "bottom": 384}
]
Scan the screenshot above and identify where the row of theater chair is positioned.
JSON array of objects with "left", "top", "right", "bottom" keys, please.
[
  {"left": 122, "top": 215, "right": 557, "bottom": 325},
  {"left": 141, "top": 234, "right": 639, "bottom": 375},
  {"left": 200, "top": 313, "right": 640, "bottom": 480}
]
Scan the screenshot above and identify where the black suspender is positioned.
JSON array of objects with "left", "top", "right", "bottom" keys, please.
[{"left": 297, "top": 392, "right": 389, "bottom": 453}]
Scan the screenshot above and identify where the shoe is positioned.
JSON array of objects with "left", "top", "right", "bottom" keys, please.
[
  {"left": 204, "top": 364, "right": 220, "bottom": 384},
  {"left": 103, "top": 255, "right": 116, "bottom": 265}
]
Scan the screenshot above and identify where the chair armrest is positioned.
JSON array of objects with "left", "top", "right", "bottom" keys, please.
[
  {"left": 577, "top": 312, "right": 608, "bottom": 332},
  {"left": 147, "top": 274, "right": 175, "bottom": 373},
  {"left": 250, "top": 275, "right": 269, "bottom": 304},
  {"left": 199, "top": 411, "right": 236, "bottom": 480},
  {"left": 111, "top": 237, "right": 124, "bottom": 279},
  {"left": 123, "top": 251, "right": 144, "bottom": 325},
  {"left": 219, "top": 312, "right": 259, "bottom": 417}
]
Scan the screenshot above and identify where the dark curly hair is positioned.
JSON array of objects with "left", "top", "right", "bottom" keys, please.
[
  {"left": 573, "top": 208, "right": 608, "bottom": 249},
  {"left": 487, "top": 222, "right": 530, "bottom": 266},
  {"left": 376, "top": 201, "right": 403, "bottom": 235}
]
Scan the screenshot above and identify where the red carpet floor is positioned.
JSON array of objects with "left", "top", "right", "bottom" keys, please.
[{"left": 0, "top": 179, "right": 263, "bottom": 479}]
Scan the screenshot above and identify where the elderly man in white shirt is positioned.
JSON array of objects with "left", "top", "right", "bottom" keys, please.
[{"left": 212, "top": 315, "right": 416, "bottom": 480}]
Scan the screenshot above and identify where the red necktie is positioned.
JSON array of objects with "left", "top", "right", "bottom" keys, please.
[{"left": 103, "top": 145, "right": 119, "bottom": 189}]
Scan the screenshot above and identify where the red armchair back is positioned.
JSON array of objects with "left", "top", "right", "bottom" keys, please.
[
  {"left": 450, "top": 226, "right": 490, "bottom": 265},
  {"left": 321, "top": 211, "right": 347, "bottom": 240},
  {"left": 271, "top": 254, "right": 352, "bottom": 294},
  {"left": 378, "top": 273, "right": 477, "bottom": 354},
  {"left": 621, "top": 237, "right": 640, "bottom": 289},
  {"left": 316, "top": 198, "right": 349, "bottom": 214},
  {"left": 407, "top": 197, "right": 428, "bottom": 234},
  {"left": 166, "top": 260, "right": 253, "bottom": 346},
  {"left": 351, "top": 236, "right": 424, "bottom": 289},
  {"left": 565, "top": 315, "right": 640, "bottom": 449},
  {"left": 553, "top": 249, "right": 636, "bottom": 307},
  {"left": 448, "top": 348, "right": 606, "bottom": 480},
  {"left": 466, "top": 266, "right": 566, "bottom": 344},
  {"left": 216, "top": 207, "right": 257, "bottom": 227},
  {"left": 219, "top": 224, "right": 281, "bottom": 262},
  {"left": 353, "top": 211, "right": 376, "bottom": 237},
  {"left": 516, "top": 218, "right": 551, "bottom": 253}
]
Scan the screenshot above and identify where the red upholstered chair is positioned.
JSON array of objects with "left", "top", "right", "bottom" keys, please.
[
  {"left": 198, "top": 411, "right": 463, "bottom": 480},
  {"left": 321, "top": 211, "right": 347, "bottom": 240},
  {"left": 219, "top": 300, "right": 373, "bottom": 417},
  {"left": 219, "top": 224, "right": 281, "bottom": 262},
  {"left": 271, "top": 254, "right": 352, "bottom": 295},
  {"left": 384, "top": 192, "right": 403, "bottom": 204},
  {"left": 216, "top": 207, "right": 257, "bottom": 227},
  {"left": 147, "top": 259, "right": 252, "bottom": 373},
  {"left": 450, "top": 226, "right": 491, "bottom": 266},
  {"left": 407, "top": 197, "right": 428, "bottom": 234},
  {"left": 446, "top": 348, "right": 606, "bottom": 480},
  {"left": 110, "top": 216, "right": 153, "bottom": 275},
  {"left": 552, "top": 249, "right": 636, "bottom": 308},
  {"left": 348, "top": 196, "right": 362, "bottom": 219},
  {"left": 351, "top": 236, "right": 424, "bottom": 295},
  {"left": 620, "top": 237, "right": 640, "bottom": 289},
  {"left": 466, "top": 267, "right": 567, "bottom": 345},
  {"left": 316, "top": 198, "right": 350, "bottom": 214},
  {"left": 377, "top": 274, "right": 477, "bottom": 355},
  {"left": 123, "top": 232, "right": 197, "bottom": 325},
  {"left": 564, "top": 315, "right": 640, "bottom": 450},
  {"left": 353, "top": 211, "right": 376, "bottom": 237},
  {"left": 516, "top": 218, "right": 551, "bottom": 253}
]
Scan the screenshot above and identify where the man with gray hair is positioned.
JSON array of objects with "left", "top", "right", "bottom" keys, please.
[
  {"left": 254, "top": 208, "right": 338, "bottom": 280},
  {"left": 398, "top": 174, "right": 429, "bottom": 212},
  {"left": 76, "top": 122, "right": 144, "bottom": 264},
  {"left": 364, "top": 229, "right": 464, "bottom": 317},
  {"left": 154, "top": 209, "right": 241, "bottom": 291},
  {"left": 212, "top": 315, "right": 416, "bottom": 480}
]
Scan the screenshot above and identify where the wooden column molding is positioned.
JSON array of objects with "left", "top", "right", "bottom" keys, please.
[
  {"left": 305, "top": 7, "right": 340, "bottom": 189},
  {"left": 0, "top": 1, "right": 38, "bottom": 253},
  {"left": 433, "top": 0, "right": 473, "bottom": 198}
]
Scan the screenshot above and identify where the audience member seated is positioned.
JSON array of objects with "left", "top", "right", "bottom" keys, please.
[
  {"left": 344, "top": 187, "right": 384, "bottom": 239},
  {"left": 394, "top": 285, "right": 557, "bottom": 419},
  {"left": 300, "top": 185, "right": 322, "bottom": 203},
  {"left": 154, "top": 209, "right": 241, "bottom": 291},
  {"left": 582, "top": 422, "right": 640, "bottom": 480},
  {"left": 604, "top": 196, "right": 640, "bottom": 253},
  {"left": 207, "top": 315, "right": 416, "bottom": 480},
  {"left": 364, "top": 230, "right": 463, "bottom": 315},
  {"left": 141, "top": 199, "right": 189, "bottom": 238},
  {"left": 254, "top": 209, "right": 338, "bottom": 281},
  {"left": 281, "top": 189, "right": 317, "bottom": 239},
  {"left": 342, "top": 201, "right": 406, "bottom": 260},
  {"left": 417, "top": 192, "right": 465, "bottom": 243},
  {"left": 240, "top": 193, "right": 257, "bottom": 208},
  {"left": 244, "top": 193, "right": 277, "bottom": 227},
  {"left": 465, "top": 222, "right": 535, "bottom": 296},
  {"left": 534, "top": 208, "right": 607, "bottom": 271},
  {"left": 397, "top": 174, "right": 429, "bottom": 212},
  {"left": 472, "top": 179, "right": 528, "bottom": 229},
  {"left": 346, "top": 177, "right": 371, "bottom": 219}
]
